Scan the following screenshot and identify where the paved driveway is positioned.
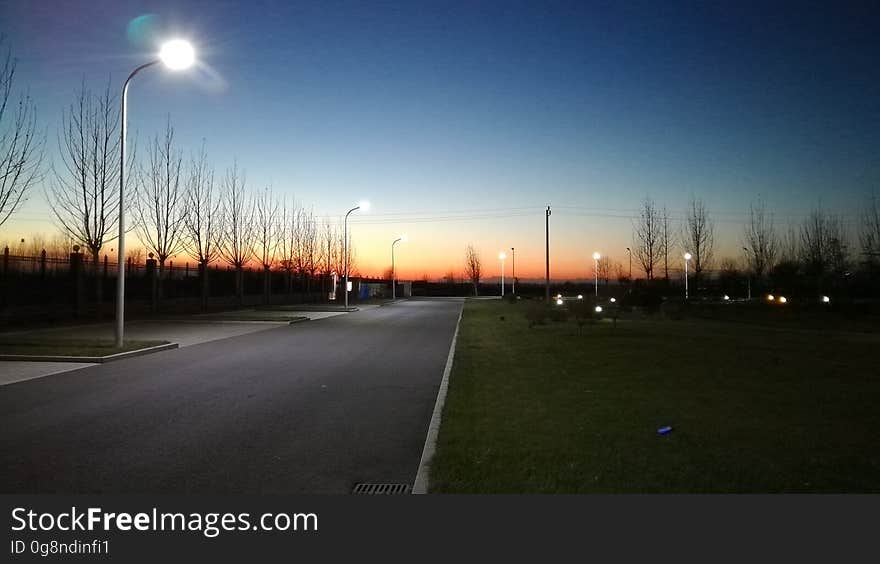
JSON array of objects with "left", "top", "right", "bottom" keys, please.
[{"left": 0, "top": 299, "right": 463, "bottom": 493}]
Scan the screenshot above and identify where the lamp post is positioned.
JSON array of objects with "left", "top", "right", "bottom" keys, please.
[
  {"left": 683, "top": 252, "right": 692, "bottom": 300},
  {"left": 625, "top": 247, "right": 632, "bottom": 280},
  {"left": 742, "top": 246, "right": 752, "bottom": 300},
  {"left": 391, "top": 235, "right": 406, "bottom": 300},
  {"left": 545, "top": 206, "right": 551, "bottom": 302},
  {"left": 510, "top": 247, "right": 515, "bottom": 295},
  {"left": 592, "top": 252, "right": 600, "bottom": 297},
  {"left": 498, "top": 252, "right": 507, "bottom": 297},
  {"left": 344, "top": 200, "right": 369, "bottom": 308},
  {"left": 116, "top": 39, "right": 196, "bottom": 348}
]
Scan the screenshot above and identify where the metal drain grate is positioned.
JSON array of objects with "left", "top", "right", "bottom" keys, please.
[{"left": 352, "top": 482, "right": 411, "bottom": 495}]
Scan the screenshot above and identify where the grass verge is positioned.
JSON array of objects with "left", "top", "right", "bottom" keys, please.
[{"left": 429, "top": 300, "right": 880, "bottom": 493}]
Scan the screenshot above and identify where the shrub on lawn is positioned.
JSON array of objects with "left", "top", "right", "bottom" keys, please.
[
  {"left": 525, "top": 302, "right": 548, "bottom": 328},
  {"left": 567, "top": 299, "right": 593, "bottom": 329}
]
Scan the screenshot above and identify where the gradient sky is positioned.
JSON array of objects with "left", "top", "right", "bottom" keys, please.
[{"left": 1, "top": 0, "right": 878, "bottom": 280}]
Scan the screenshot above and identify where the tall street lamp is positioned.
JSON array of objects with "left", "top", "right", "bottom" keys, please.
[
  {"left": 391, "top": 235, "right": 406, "bottom": 300},
  {"left": 592, "top": 251, "right": 601, "bottom": 297},
  {"left": 344, "top": 200, "right": 370, "bottom": 309},
  {"left": 510, "top": 247, "right": 515, "bottom": 295},
  {"left": 498, "top": 252, "right": 507, "bottom": 297},
  {"left": 116, "top": 39, "right": 196, "bottom": 347},
  {"left": 683, "top": 252, "right": 692, "bottom": 300}
]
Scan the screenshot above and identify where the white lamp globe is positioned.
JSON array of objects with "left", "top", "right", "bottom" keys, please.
[
  {"left": 159, "top": 39, "right": 195, "bottom": 71},
  {"left": 683, "top": 252, "right": 692, "bottom": 261},
  {"left": 358, "top": 200, "right": 371, "bottom": 212}
]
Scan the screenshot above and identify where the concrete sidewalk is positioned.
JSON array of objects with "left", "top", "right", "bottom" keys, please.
[{"left": 0, "top": 307, "right": 349, "bottom": 386}]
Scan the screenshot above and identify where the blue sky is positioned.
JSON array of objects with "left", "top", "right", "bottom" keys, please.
[{"left": 1, "top": 0, "right": 878, "bottom": 278}]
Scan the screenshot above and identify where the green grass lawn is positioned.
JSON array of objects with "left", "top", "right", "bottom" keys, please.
[
  {"left": 429, "top": 300, "right": 880, "bottom": 493},
  {"left": 0, "top": 339, "right": 169, "bottom": 357}
]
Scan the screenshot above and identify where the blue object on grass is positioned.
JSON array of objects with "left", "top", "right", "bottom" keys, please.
[{"left": 657, "top": 426, "right": 673, "bottom": 435}]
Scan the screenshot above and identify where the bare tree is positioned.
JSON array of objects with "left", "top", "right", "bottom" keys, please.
[
  {"left": 182, "top": 142, "right": 220, "bottom": 308},
  {"left": 660, "top": 206, "right": 672, "bottom": 279},
  {"left": 633, "top": 197, "right": 660, "bottom": 280},
  {"left": 134, "top": 117, "right": 186, "bottom": 291},
  {"left": 860, "top": 189, "right": 880, "bottom": 267},
  {"left": 277, "top": 197, "right": 300, "bottom": 294},
  {"left": 465, "top": 244, "right": 482, "bottom": 295},
  {"left": 301, "top": 208, "right": 320, "bottom": 293},
  {"left": 253, "top": 186, "right": 279, "bottom": 303},
  {"left": 800, "top": 208, "right": 847, "bottom": 277},
  {"left": 779, "top": 225, "right": 800, "bottom": 264},
  {"left": 48, "top": 80, "right": 134, "bottom": 316},
  {"left": 742, "top": 199, "right": 777, "bottom": 279},
  {"left": 597, "top": 256, "right": 614, "bottom": 286},
  {"left": 319, "top": 219, "right": 337, "bottom": 295},
  {"left": 217, "top": 161, "right": 254, "bottom": 304},
  {"left": 683, "top": 196, "right": 715, "bottom": 283},
  {"left": 0, "top": 38, "right": 44, "bottom": 226}
]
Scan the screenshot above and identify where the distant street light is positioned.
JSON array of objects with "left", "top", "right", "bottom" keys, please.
[
  {"left": 116, "top": 39, "right": 196, "bottom": 348},
  {"left": 556, "top": 298, "right": 563, "bottom": 305},
  {"left": 683, "top": 252, "right": 692, "bottom": 300},
  {"left": 822, "top": 295, "right": 831, "bottom": 303},
  {"left": 592, "top": 252, "right": 601, "bottom": 297},
  {"left": 594, "top": 306, "right": 603, "bottom": 313},
  {"left": 391, "top": 235, "right": 406, "bottom": 300},
  {"left": 498, "top": 251, "right": 507, "bottom": 297},
  {"left": 344, "top": 200, "right": 369, "bottom": 308},
  {"left": 767, "top": 294, "right": 775, "bottom": 301},
  {"left": 779, "top": 296, "right": 787, "bottom": 304}
]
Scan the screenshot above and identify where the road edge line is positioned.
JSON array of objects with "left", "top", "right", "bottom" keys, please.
[{"left": 412, "top": 305, "right": 463, "bottom": 494}]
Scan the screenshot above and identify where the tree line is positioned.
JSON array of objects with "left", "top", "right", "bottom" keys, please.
[{"left": 0, "top": 41, "right": 357, "bottom": 308}]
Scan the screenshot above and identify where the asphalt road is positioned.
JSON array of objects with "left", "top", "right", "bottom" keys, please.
[{"left": 0, "top": 299, "right": 463, "bottom": 493}]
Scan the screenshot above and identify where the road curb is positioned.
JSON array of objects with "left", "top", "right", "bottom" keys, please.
[
  {"left": 412, "top": 306, "right": 463, "bottom": 494},
  {"left": 0, "top": 342, "right": 179, "bottom": 363}
]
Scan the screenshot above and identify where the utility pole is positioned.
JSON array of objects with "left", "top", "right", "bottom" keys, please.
[
  {"left": 545, "top": 206, "right": 551, "bottom": 302},
  {"left": 511, "top": 247, "right": 515, "bottom": 295},
  {"left": 626, "top": 247, "right": 632, "bottom": 280}
]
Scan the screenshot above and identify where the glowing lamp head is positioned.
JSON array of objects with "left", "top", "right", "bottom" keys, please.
[
  {"left": 159, "top": 39, "right": 195, "bottom": 71},
  {"left": 683, "top": 252, "right": 692, "bottom": 261},
  {"left": 592, "top": 252, "right": 601, "bottom": 260},
  {"left": 400, "top": 234, "right": 408, "bottom": 243},
  {"left": 767, "top": 294, "right": 775, "bottom": 301},
  {"left": 723, "top": 295, "right": 730, "bottom": 301},
  {"left": 595, "top": 306, "right": 603, "bottom": 313},
  {"left": 358, "top": 200, "right": 370, "bottom": 212},
  {"left": 610, "top": 297, "right": 616, "bottom": 303},
  {"left": 822, "top": 295, "right": 830, "bottom": 303},
  {"left": 499, "top": 252, "right": 507, "bottom": 260},
  {"left": 577, "top": 294, "right": 583, "bottom": 300},
  {"left": 556, "top": 298, "right": 563, "bottom": 306},
  {"left": 779, "top": 296, "right": 787, "bottom": 304}
]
